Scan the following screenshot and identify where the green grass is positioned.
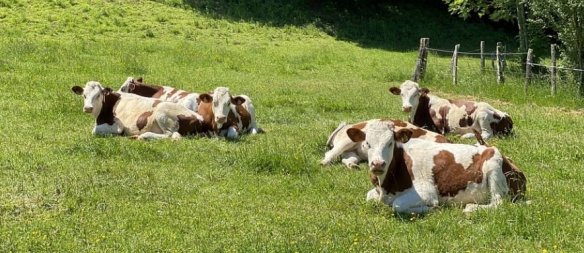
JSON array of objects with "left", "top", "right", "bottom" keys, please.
[{"left": 1, "top": 0, "right": 584, "bottom": 251}]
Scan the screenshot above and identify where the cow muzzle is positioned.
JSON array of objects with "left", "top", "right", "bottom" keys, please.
[
  {"left": 84, "top": 107, "right": 93, "bottom": 113},
  {"left": 402, "top": 106, "right": 412, "bottom": 113},
  {"left": 369, "top": 160, "right": 386, "bottom": 175}
]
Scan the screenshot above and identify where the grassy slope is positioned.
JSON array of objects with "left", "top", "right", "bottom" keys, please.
[{"left": 1, "top": 0, "right": 584, "bottom": 251}]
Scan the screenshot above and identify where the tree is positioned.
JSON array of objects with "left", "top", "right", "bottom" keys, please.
[{"left": 529, "top": 0, "right": 584, "bottom": 94}]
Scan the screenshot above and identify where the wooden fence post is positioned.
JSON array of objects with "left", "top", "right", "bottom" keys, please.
[
  {"left": 525, "top": 48, "right": 533, "bottom": 93},
  {"left": 551, "top": 44, "right": 557, "bottom": 95},
  {"left": 480, "top": 41, "right": 485, "bottom": 73},
  {"left": 412, "top": 38, "right": 429, "bottom": 82},
  {"left": 450, "top": 44, "right": 460, "bottom": 85},
  {"left": 496, "top": 42, "right": 505, "bottom": 84}
]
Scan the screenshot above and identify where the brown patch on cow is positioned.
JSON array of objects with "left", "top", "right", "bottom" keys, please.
[
  {"left": 459, "top": 116, "right": 474, "bottom": 127},
  {"left": 449, "top": 100, "right": 477, "bottom": 115},
  {"left": 432, "top": 149, "right": 495, "bottom": 196},
  {"left": 501, "top": 156, "right": 526, "bottom": 202},
  {"left": 96, "top": 91, "right": 121, "bottom": 125},
  {"left": 491, "top": 115, "right": 513, "bottom": 136},
  {"left": 412, "top": 94, "right": 438, "bottom": 132},
  {"left": 195, "top": 98, "right": 216, "bottom": 133},
  {"left": 177, "top": 114, "right": 202, "bottom": 135},
  {"left": 234, "top": 104, "right": 251, "bottom": 130},
  {"left": 434, "top": 135, "right": 449, "bottom": 143},
  {"left": 389, "top": 119, "right": 407, "bottom": 127},
  {"left": 136, "top": 111, "right": 153, "bottom": 131},
  {"left": 178, "top": 92, "right": 190, "bottom": 99},
  {"left": 129, "top": 81, "right": 164, "bottom": 98},
  {"left": 167, "top": 88, "right": 178, "bottom": 97},
  {"left": 352, "top": 122, "right": 367, "bottom": 130},
  {"left": 152, "top": 100, "right": 161, "bottom": 108},
  {"left": 409, "top": 128, "right": 428, "bottom": 139},
  {"left": 429, "top": 106, "right": 450, "bottom": 133},
  {"left": 378, "top": 147, "right": 414, "bottom": 194}
]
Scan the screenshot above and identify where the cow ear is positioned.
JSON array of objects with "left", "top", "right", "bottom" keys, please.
[
  {"left": 347, "top": 128, "right": 366, "bottom": 143},
  {"left": 199, "top": 93, "right": 213, "bottom": 103},
  {"left": 71, "top": 86, "right": 83, "bottom": 95},
  {"left": 231, "top": 96, "right": 246, "bottom": 105},
  {"left": 395, "top": 129, "right": 413, "bottom": 143},
  {"left": 420, "top": 88, "right": 430, "bottom": 95},
  {"left": 389, "top": 87, "right": 401, "bottom": 95},
  {"left": 136, "top": 77, "right": 143, "bottom": 83}
]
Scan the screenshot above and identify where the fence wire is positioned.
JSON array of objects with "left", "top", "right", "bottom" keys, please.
[{"left": 425, "top": 48, "right": 584, "bottom": 94}]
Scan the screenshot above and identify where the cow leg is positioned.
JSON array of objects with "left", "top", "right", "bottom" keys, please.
[
  {"left": 475, "top": 110, "right": 494, "bottom": 140},
  {"left": 136, "top": 113, "right": 182, "bottom": 140},
  {"left": 320, "top": 139, "right": 358, "bottom": 166},
  {"left": 136, "top": 131, "right": 179, "bottom": 140},
  {"left": 92, "top": 123, "right": 123, "bottom": 136},
  {"left": 341, "top": 151, "right": 361, "bottom": 169},
  {"left": 463, "top": 156, "right": 508, "bottom": 213},
  {"left": 367, "top": 187, "right": 396, "bottom": 205},
  {"left": 392, "top": 187, "right": 432, "bottom": 214},
  {"left": 226, "top": 126, "right": 239, "bottom": 139}
]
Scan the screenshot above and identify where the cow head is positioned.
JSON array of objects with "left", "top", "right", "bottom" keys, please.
[
  {"left": 118, "top": 77, "right": 143, "bottom": 93},
  {"left": 211, "top": 87, "right": 246, "bottom": 129},
  {"left": 389, "top": 80, "right": 429, "bottom": 113},
  {"left": 346, "top": 120, "right": 412, "bottom": 177},
  {"left": 71, "top": 81, "right": 112, "bottom": 117}
]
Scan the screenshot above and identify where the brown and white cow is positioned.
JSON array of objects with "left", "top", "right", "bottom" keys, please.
[
  {"left": 203, "top": 87, "right": 260, "bottom": 139},
  {"left": 344, "top": 119, "right": 524, "bottom": 214},
  {"left": 72, "top": 81, "right": 205, "bottom": 140},
  {"left": 118, "top": 77, "right": 200, "bottom": 112},
  {"left": 389, "top": 80, "right": 513, "bottom": 139},
  {"left": 321, "top": 119, "right": 449, "bottom": 168}
]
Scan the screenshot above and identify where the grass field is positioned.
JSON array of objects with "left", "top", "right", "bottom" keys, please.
[{"left": 1, "top": 0, "right": 584, "bottom": 251}]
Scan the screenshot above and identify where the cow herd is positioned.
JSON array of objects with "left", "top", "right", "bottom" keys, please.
[{"left": 71, "top": 78, "right": 526, "bottom": 215}]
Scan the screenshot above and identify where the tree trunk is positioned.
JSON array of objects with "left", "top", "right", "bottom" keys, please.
[{"left": 516, "top": 1, "right": 528, "bottom": 53}]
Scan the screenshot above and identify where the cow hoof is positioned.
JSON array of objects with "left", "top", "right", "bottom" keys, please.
[
  {"left": 129, "top": 135, "right": 140, "bottom": 140},
  {"left": 463, "top": 204, "right": 479, "bottom": 213},
  {"left": 345, "top": 163, "right": 359, "bottom": 170},
  {"left": 320, "top": 159, "right": 331, "bottom": 166}
]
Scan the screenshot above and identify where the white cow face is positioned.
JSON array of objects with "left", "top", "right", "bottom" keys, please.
[
  {"left": 389, "top": 80, "right": 428, "bottom": 113},
  {"left": 71, "top": 81, "right": 106, "bottom": 117},
  {"left": 211, "top": 87, "right": 246, "bottom": 128},
  {"left": 347, "top": 121, "right": 412, "bottom": 176}
]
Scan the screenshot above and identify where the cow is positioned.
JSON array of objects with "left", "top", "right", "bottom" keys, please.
[
  {"left": 202, "top": 87, "right": 260, "bottom": 139},
  {"left": 118, "top": 77, "right": 200, "bottom": 112},
  {"left": 344, "top": 119, "right": 524, "bottom": 214},
  {"left": 71, "top": 81, "right": 205, "bottom": 140},
  {"left": 389, "top": 80, "right": 513, "bottom": 139},
  {"left": 321, "top": 119, "right": 449, "bottom": 169}
]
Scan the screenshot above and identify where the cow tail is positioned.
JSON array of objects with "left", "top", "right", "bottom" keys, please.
[{"left": 326, "top": 122, "right": 347, "bottom": 149}]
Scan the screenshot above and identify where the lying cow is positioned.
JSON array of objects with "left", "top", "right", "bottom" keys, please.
[
  {"left": 321, "top": 119, "right": 448, "bottom": 168},
  {"left": 344, "top": 119, "right": 524, "bottom": 214},
  {"left": 72, "top": 81, "right": 205, "bottom": 140},
  {"left": 201, "top": 87, "right": 260, "bottom": 139},
  {"left": 118, "top": 77, "right": 200, "bottom": 112},
  {"left": 389, "top": 80, "right": 513, "bottom": 139}
]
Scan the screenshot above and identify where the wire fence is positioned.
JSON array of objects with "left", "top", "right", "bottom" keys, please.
[{"left": 416, "top": 42, "right": 584, "bottom": 96}]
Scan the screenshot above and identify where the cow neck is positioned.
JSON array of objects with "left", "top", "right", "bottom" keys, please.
[
  {"left": 378, "top": 146, "right": 414, "bottom": 194},
  {"left": 96, "top": 92, "right": 121, "bottom": 125},
  {"left": 196, "top": 101, "right": 216, "bottom": 133},
  {"left": 411, "top": 94, "right": 438, "bottom": 132},
  {"left": 133, "top": 84, "right": 163, "bottom": 98},
  {"left": 220, "top": 107, "right": 240, "bottom": 132}
]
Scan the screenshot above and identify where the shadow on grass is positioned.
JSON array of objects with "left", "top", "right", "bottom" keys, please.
[{"left": 177, "top": 0, "right": 517, "bottom": 51}]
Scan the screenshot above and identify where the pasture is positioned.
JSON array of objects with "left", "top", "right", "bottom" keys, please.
[{"left": 1, "top": 1, "right": 584, "bottom": 251}]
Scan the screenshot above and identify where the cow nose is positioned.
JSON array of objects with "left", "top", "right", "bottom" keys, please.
[
  {"left": 370, "top": 160, "right": 386, "bottom": 175},
  {"left": 402, "top": 106, "right": 412, "bottom": 112},
  {"left": 216, "top": 116, "right": 226, "bottom": 124},
  {"left": 84, "top": 107, "right": 93, "bottom": 113}
]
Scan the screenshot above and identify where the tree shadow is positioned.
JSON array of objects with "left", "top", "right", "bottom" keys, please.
[{"left": 180, "top": 0, "right": 517, "bottom": 51}]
